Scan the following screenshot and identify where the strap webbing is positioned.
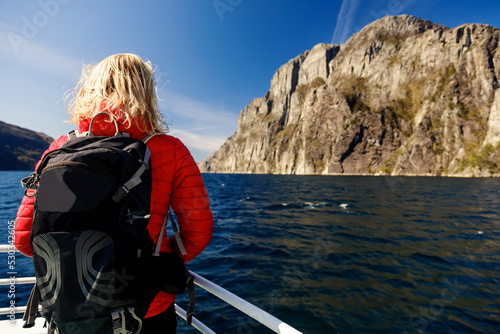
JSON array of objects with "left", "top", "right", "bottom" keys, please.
[
  {"left": 170, "top": 208, "right": 187, "bottom": 255},
  {"left": 153, "top": 213, "right": 168, "bottom": 256},
  {"left": 141, "top": 133, "right": 156, "bottom": 143},
  {"left": 154, "top": 208, "right": 187, "bottom": 256},
  {"left": 186, "top": 273, "right": 196, "bottom": 326},
  {"left": 112, "top": 148, "right": 151, "bottom": 203},
  {"left": 22, "top": 284, "right": 41, "bottom": 328},
  {"left": 67, "top": 129, "right": 89, "bottom": 140}
]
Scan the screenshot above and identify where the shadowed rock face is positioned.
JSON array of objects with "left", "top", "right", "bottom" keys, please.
[{"left": 200, "top": 15, "right": 500, "bottom": 176}]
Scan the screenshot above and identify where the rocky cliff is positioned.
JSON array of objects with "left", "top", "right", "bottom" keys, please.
[
  {"left": 199, "top": 15, "right": 500, "bottom": 176},
  {"left": 0, "top": 120, "right": 53, "bottom": 171}
]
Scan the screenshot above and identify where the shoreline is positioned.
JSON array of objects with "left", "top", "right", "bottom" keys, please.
[{"left": 199, "top": 171, "right": 500, "bottom": 178}]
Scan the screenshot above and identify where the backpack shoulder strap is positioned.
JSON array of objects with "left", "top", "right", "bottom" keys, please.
[
  {"left": 112, "top": 146, "right": 151, "bottom": 203},
  {"left": 141, "top": 133, "right": 157, "bottom": 144},
  {"left": 169, "top": 208, "right": 187, "bottom": 255}
]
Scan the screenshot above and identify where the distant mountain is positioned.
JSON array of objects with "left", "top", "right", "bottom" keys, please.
[
  {"left": 199, "top": 15, "right": 500, "bottom": 177},
  {"left": 0, "top": 120, "right": 53, "bottom": 171}
]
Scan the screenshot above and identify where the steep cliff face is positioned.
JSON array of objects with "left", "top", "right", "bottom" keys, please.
[{"left": 200, "top": 15, "right": 500, "bottom": 176}]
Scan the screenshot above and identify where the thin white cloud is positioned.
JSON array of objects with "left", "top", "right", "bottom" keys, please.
[
  {"left": 0, "top": 21, "right": 238, "bottom": 160},
  {"left": 168, "top": 128, "right": 230, "bottom": 152},
  {"left": 159, "top": 90, "right": 239, "bottom": 157},
  {"left": 331, "top": 0, "right": 420, "bottom": 45},
  {"left": 160, "top": 90, "right": 237, "bottom": 128},
  {"left": 331, "top": 0, "right": 362, "bottom": 44},
  {"left": 0, "top": 22, "right": 82, "bottom": 80}
]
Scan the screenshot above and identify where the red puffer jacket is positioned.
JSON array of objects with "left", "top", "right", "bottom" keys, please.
[{"left": 14, "top": 116, "right": 214, "bottom": 317}]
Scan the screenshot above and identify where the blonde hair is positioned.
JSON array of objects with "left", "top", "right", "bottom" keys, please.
[{"left": 67, "top": 53, "right": 167, "bottom": 133}]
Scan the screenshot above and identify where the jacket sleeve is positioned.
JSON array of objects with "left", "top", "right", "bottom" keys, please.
[
  {"left": 169, "top": 138, "right": 214, "bottom": 263},
  {"left": 14, "top": 135, "right": 69, "bottom": 257}
]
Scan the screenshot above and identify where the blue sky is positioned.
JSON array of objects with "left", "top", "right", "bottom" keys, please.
[{"left": 1, "top": 0, "right": 500, "bottom": 162}]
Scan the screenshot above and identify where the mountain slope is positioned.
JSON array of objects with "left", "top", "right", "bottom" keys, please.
[
  {"left": 0, "top": 121, "right": 54, "bottom": 171},
  {"left": 199, "top": 15, "right": 500, "bottom": 176}
]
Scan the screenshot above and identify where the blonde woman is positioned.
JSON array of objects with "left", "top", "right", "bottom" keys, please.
[{"left": 15, "top": 54, "right": 214, "bottom": 333}]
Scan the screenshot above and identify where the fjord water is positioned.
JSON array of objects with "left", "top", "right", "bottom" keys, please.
[{"left": 1, "top": 171, "right": 499, "bottom": 333}]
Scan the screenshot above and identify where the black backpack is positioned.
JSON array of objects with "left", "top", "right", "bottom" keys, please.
[{"left": 21, "top": 113, "right": 162, "bottom": 333}]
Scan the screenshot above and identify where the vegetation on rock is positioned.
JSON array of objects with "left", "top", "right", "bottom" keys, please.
[{"left": 200, "top": 15, "right": 500, "bottom": 176}]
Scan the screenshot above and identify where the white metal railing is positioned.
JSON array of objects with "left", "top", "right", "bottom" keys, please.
[
  {"left": 0, "top": 245, "right": 302, "bottom": 334},
  {"left": 189, "top": 271, "right": 302, "bottom": 334}
]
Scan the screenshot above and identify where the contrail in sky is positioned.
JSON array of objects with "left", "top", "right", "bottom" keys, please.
[{"left": 331, "top": 0, "right": 362, "bottom": 45}]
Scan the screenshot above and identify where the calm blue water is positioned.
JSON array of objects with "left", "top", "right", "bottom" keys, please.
[{"left": 1, "top": 171, "right": 500, "bottom": 333}]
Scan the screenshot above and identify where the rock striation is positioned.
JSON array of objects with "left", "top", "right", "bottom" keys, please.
[{"left": 199, "top": 15, "right": 500, "bottom": 176}]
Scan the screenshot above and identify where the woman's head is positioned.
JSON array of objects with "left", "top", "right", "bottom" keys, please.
[{"left": 67, "top": 53, "right": 167, "bottom": 134}]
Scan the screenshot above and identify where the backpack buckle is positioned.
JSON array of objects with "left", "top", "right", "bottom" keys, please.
[
  {"left": 112, "top": 308, "right": 126, "bottom": 334},
  {"left": 21, "top": 172, "right": 39, "bottom": 197},
  {"left": 112, "top": 307, "right": 143, "bottom": 334}
]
